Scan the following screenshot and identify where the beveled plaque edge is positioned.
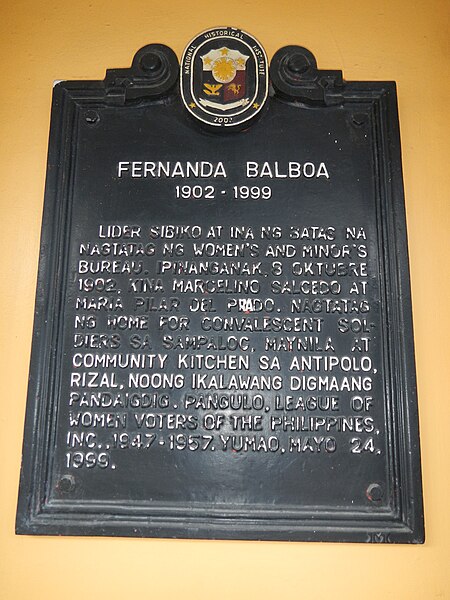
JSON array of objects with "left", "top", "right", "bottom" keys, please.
[{"left": 15, "top": 66, "right": 424, "bottom": 544}]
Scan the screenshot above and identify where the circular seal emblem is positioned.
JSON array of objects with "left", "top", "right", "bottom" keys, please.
[{"left": 181, "top": 27, "right": 268, "bottom": 128}]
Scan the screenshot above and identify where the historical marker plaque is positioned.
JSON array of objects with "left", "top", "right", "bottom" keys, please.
[{"left": 17, "top": 28, "right": 424, "bottom": 542}]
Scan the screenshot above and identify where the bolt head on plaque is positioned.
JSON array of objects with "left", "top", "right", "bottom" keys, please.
[{"left": 181, "top": 27, "right": 268, "bottom": 129}]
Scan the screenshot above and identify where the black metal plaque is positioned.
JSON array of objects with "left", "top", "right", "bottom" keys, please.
[{"left": 17, "top": 27, "right": 424, "bottom": 543}]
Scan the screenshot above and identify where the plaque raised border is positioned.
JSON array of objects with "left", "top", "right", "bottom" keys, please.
[{"left": 16, "top": 38, "right": 424, "bottom": 543}]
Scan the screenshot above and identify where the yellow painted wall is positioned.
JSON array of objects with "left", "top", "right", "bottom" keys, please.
[{"left": 1, "top": 1, "right": 449, "bottom": 598}]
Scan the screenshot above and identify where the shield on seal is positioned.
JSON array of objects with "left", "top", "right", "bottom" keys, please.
[{"left": 200, "top": 47, "right": 249, "bottom": 111}]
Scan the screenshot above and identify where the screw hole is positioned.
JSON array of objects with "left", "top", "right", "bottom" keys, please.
[
  {"left": 58, "top": 474, "right": 75, "bottom": 493},
  {"left": 352, "top": 112, "right": 367, "bottom": 127},
  {"left": 84, "top": 110, "right": 99, "bottom": 125},
  {"left": 366, "top": 483, "right": 383, "bottom": 502}
]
